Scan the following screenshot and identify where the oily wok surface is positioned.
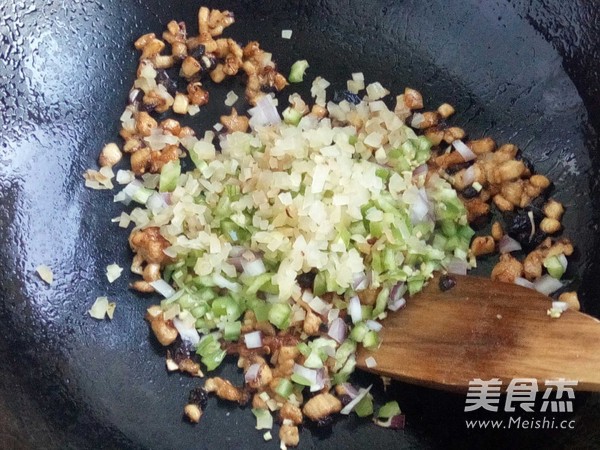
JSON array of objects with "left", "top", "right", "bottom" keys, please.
[{"left": 1, "top": 0, "right": 600, "bottom": 448}]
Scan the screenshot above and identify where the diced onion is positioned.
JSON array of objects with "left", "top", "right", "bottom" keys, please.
[
  {"left": 281, "top": 29, "right": 292, "bottom": 39},
  {"left": 412, "top": 164, "right": 428, "bottom": 178},
  {"left": 116, "top": 170, "right": 135, "bottom": 185},
  {"left": 388, "top": 297, "right": 406, "bottom": 312},
  {"left": 225, "top": 91, "right": 239, "bottom": 107},
  {"left": 173, "top": 317, "right": 200, "bottom": 345},
  {"left": 327, "top": 318, "right": 347, "bottom": 343},
  {"left": 365, "top": 356, "right": 377, "bottom": 368},
  {"left": 308, "top": 296, "right": 331, "bottom": 316},
  {"left": 463, "top": 165, "right": 476, "bottom": 186},
  {"left": 244, "top": 331, "right": 263, "bottom": 349},
  {"left": 245, "top": 363, "right": 261, "bottom": 383},
  {"left": 499, "top": 235, "right": 522, "bottom": 254},
  {"left": 150, "top": 279, "right": 176, "bottom": 298},
  {"left": 514, "top": 277, "right": 535, "bottom": 289},
  {"left": 36, "top": 265, "right": 53, "bottom": 284},
  {"left": 341, "top": 383, "right": 359, "bottom": 399},
  {"left": 242, "top": 258, "right": 266, "bottom": 277},
  {"left": 292, "top": 364, "right": 318, "bottom": 385},
  {"left": 106, "top": 263, "right": 123, "bottom": 283},
  {"left": 552, "top": 301, "right": 569, "bottom": 312},
  {"left": 533, "top": 275, "right": 563, "bottom": 295},
  {"left": 88, "top": 297, "right": 113, "bottom": 320},
  {"left": 348, "top": 296, "right": 362, "bottom": 323},
  {"left": 453, "top": 140, "right": 477, "bottom": 162},
  {"left": 340, "top": 385, "right": 372, "bottom": 415},
  {"left": 446, "top": 258, "right": 468, "bottom": 275},
  {"left": 249, "top": 96, "right": 281, "bottom": 128},
  {"left": 366, "top": 320, "right": 382, "bottom": 332}
]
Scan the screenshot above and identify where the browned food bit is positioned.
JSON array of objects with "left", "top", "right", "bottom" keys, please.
[
  {"left": 491, "top": 254, "right": 523, "bottom": 283},
  {"left": 220, "top": 108, "right": 249, "bottom": 133},
  {"left": 279, "top": 424, "right": 300, "bottom": 447},
  {"left": 280, "top": 402, "right": 303, "bottom": 425},
  {"left": 544, "top": 199, "right": 565, "bottom": 220},
  {"left": 145, "top": 305, "right": 178, "bottom": 346},
  {"left": 302, "top": 393, "right": 342, "bottom": 422},
  {"left": 559, "top": 291, "right": 580, "bottom": 311},
  {"left": 98, "top": 142, "right": 122, "bottom": 168},
  {"left": 403, "top": 87, "right": 423, "bottom": 110},
  {"left": 437, "top": 102, "right": 455, "bottom": 118},
  {"left": 184, "top": 404, "right": 202, "bottom": 423},
  {"left": 470, "top": 236, "right": 495, "bottom": 257},
  {"left": 205, "top": 377, "right": 250, "bottom": 404},
  {"left": 491, "top": 222, "right": 504, "bottom": 241}
]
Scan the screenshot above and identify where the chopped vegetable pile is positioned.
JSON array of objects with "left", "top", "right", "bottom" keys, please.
[{"left": 85, "top": 5, "right": 581, "bottom": 448}]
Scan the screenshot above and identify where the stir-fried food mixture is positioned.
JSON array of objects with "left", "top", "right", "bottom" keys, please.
[{"left": 86, "top": 5, "right": 580, "bottom": 447}]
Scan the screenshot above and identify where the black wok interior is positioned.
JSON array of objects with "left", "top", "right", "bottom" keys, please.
[{"left": 1, "top": 0, "right": 600, "bottom": 448}]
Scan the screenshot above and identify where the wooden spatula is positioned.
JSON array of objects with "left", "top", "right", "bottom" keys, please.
[{"left": 356, "top": 274, "right": 600, "bottom": 392}]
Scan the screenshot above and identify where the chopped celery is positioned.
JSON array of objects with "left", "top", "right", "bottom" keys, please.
[
  {"left": 282, "top": 107, "right": 303, "bottom": 125},
  {"left": 349, "top": 322, "right": 369, "bottom": 343},
  {"left": 291, "top": 373, "right": 312, "bottom": 386},
  {"left": 377, "top": 401, "right": 401, "bottom": 419},
  {"left": 159, "top": 159, "right": 181, "bottom": 192},
  {"left": 363, "top": 330, "right": 380, "bottom": 350},
  {"left": 133, "top": 187, "right": 153, "bottom": 204},
  {"left": 288, "top": 59, "right": 309, "bottom": 83},
  {"left": 223, "top": 321, "right": 242, "bottom": 341},
  {"left": 196, "top": 334, "right": 226, "bottom": 371},
  {"left": 275, "top": 378, "right": 293, "bottom": 399},
  {"left": 355, "top": 394, "right": 374, "bottom": 417},
  {"left": 268, "top": 303, "right": 291, "bottom": 330},
  {"left": 543, "top": 255, "right": 566, "bottom": 279}
]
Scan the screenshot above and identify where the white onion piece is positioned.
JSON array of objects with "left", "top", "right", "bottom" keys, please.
[
  {"left": 340, "top": 385, "right": 372, "bottom": 415},
  {"left": 147, "top": 192, "right": 168, "bottom": 212},
  {"left": 352, "top": 271, "right": 370, "bottom": 291},
  {"left": 244, "top": 331, "right": 263, "bottom": 349},
  {"left": 213, "top": 274, "right": 240, "bottom": 292},
  {"left": 552, "top": 301, "right": 569, "bottom": 312},
  {"left": 293, "top": 364, "right": 317, "bottom": 385},
  {"left": 242, "top": 258, "right": 266, "bottom": 277},
  {"left": 348, "top": 296, "right": 362, "bottom": 323},
  {"left": 116, "top": 169, "right": 135, "bottom": 185},
  {"left": 106, "top": 263, "right": 123, "bottom": 283},
  {"left": 365, "top": 356, "right": 377, "bottom": 368},
  {"left": 172, "top": 318, "right": 200, "bottom": 345},
  {"left": 308, "top": 296, "right": 331, "bottom": 315},
  {"left": 341, "top": 383, "right": 359, "bottom": 399},
  {"left": 327, "top": 318, "right": 347, "bottom": 343},
  {"left": 410, "top": 113, "right": 424, "bottom": 128},
  {"left": 150, "top": 280, "right": 176, "bottom": 298},
  {"left": 327, "top": 308, "right": 339, "bottom": 325},
  {"left": 36, "top": 265, "right": 54, "bottom": 284},
  {"left": 447, "top": 258, "right": 468, "bottom": 276},
  {"left": 557, "top": 254, "right": 568, "bottom": 270},
  {"left": 122, "top": 179, "right": 143, "bottom": 200},
  {"left": 533, "top": 275, "right": 563, "bottom": 295},
  {"left": 453, "top": 140, "right": 477, "bottom": 162},
  {"left": 89, "top": 297, "right": 110, "bottom": 319},
  {"left": 514, "top": 277, "right": 535, "bottom": 289},
  {"left": 389, "top": 282, "right": 407, "bottom": 304},
  {"left": 409, "top": 188, "right": 430, "bottom": 224},
  {"left": 463, "top": 165, "right": 476, "bottom": 186},
  {"left": 249, "top": 96, "right": 281, "bottom": 128},
  {"left": 412, "top": 164, "right": 428, "bottom": 178},
  {"left": 310, "top": 368, "right": 327, "bottom": 392},
  {"left": 245, "top": 363, "right": 261, "bottom": 383},
  {"left": 366, "top": 320, "right": 383, "bottom": 332},
  {"left": 388, "top": 297, "right": 406, "bottom": 312},
  {"left": 499, "top": 235, "right": 522, "bottom": 254}
]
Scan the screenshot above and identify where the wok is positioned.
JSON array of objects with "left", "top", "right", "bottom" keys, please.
[{"left": 1, "top": 0, "right": 600, "bottom": 448}]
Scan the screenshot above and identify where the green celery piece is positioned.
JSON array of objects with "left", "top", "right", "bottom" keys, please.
[{"left": 159, "top": 159, "right": 181, "bottom": 192}]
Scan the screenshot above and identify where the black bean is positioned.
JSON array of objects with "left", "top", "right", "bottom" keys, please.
[
  {"left": 315, "top": 415, "right": 335, "bottom": 428},
  {"left": 200, "top": 55, "right": 216, "bottom": 71},
  {"left": 506, "top": 212, "right": 532, "bottom": 236},
  {"left": 188, "top": 387, "right": 208, "bottom": 410},
  {"left": 333, "top": 90, "right": 361, "bottom": 105},
  {"left": 439, "top": 274, "right": 457, "bottom": 292},
  {"left": 318, "top": 323, "right": 329, "bottom": 333},
  {"left": 190, "top": 44, "right": 205, "bottom": 61},
  {"left": 297, "top": 270, "right": 317, "bottom": 289},
  {"left": 169, "top": 337, "right": 194, "bottom": 364},
  {"left": 461, "top": 186, "right": 479, "bottom": 199},
  {"left": 339, "top": 394, "right": 353, "bottom": 407},
  {"left": 445, "top": 161, "right": 471, "bottom": 175}
]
